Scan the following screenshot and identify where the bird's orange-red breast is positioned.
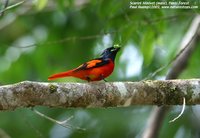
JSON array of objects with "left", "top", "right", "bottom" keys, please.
[{"left": 48, "top": 46, "right": 120, "bottom": 81}]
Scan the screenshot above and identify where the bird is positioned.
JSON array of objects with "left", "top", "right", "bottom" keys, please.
[{"left": 48, "top": 46, "right": 120, "bottom": 82}]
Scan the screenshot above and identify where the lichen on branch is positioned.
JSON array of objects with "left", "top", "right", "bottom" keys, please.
[{"left": 0, "top": 79, "right": 200, "bottom": 110}]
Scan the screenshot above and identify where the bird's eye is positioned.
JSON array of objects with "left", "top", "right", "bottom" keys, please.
[{"left": 111, "top": 49, "right": 115, "bottom": 52}]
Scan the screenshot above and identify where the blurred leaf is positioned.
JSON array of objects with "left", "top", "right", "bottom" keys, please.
[
  {"left": 141, "top": 29, "right": 155, "bottom": 66},
  {"left": 35, "top": 0, "right": 48, "bottom": 10},
  {"left": 120, "top": 23, "right": 136, "bottom": 45}
]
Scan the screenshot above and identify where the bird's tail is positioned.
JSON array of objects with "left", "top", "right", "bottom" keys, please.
[{"left": 48, "top": 70, "right": 73, "bottom": 80}]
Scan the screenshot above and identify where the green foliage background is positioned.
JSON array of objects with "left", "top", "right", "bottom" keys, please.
[{"left": 0, "top": 0, "right": 200, "bottom": 138}]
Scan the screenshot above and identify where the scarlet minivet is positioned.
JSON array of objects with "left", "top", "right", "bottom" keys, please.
[{"left": 48, "top": 46, "right": 120, "bottom": 82}]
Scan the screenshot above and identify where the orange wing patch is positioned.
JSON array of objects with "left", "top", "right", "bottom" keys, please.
[
  {"left": 74, "top": 59, "right": 102, "bottom": 71},
  {"left": 86, "top": 60, "right": 102, "bottom": 68}
]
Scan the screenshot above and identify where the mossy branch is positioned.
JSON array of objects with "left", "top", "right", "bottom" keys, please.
[{"left": 0, "top": 79, "right": 200, "bottom": 110}]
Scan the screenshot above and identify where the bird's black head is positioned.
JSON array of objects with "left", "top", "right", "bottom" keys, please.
[{"left": 100, "top": 46, "right": 120, "bottom": 62}]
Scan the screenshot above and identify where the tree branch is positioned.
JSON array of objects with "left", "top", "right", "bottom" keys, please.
[
  {"left": 166, "top": 15, "right": 200, "bottom": 79},
  {"left": 0, "top": 0, "right": 9, "bottom": 17},
  {"left": 0, "top": 80, "right": 200, "bottom": 110},
  {"left": 0, "top": 1, "right": 24, "bottom": 16}
]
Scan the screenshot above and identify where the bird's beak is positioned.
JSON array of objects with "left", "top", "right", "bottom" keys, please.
[{"left": 114, "top": 47, "right": 120, "bottom": 52}]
